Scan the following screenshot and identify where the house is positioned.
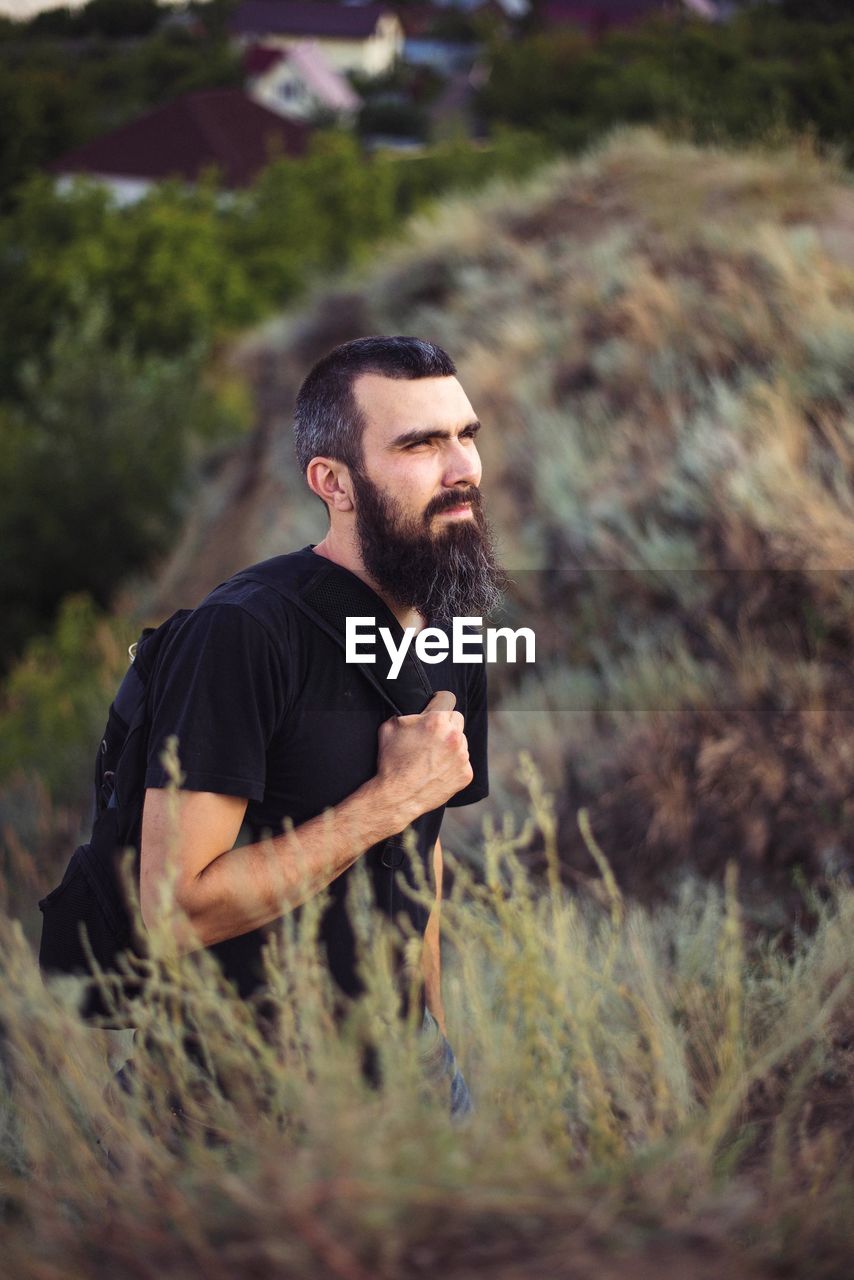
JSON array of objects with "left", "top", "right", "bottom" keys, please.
[
  {"left": 538, "top": 0, "right": 722, "bottom": 35},
  {"left": 49, "top": 89, "right": 312, "bottom": 205},
  {"left": 244, "top": 41, "right": 362, "bottom": 121},
  {"left": 229, "top": 1, "right": 405, "bottom": 78}
]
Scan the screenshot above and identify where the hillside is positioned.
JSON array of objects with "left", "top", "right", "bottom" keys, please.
[{"left": 127, "top": 126, "right": 854, "bottom": 922}]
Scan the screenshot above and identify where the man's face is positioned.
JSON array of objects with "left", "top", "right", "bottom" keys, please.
[{"left": 348, "top": 373, "right": 505, "bottom": 623}]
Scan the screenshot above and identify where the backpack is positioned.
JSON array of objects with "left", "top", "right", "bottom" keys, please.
[
  {"left": 36, "top": 552, "right": 436, "bottom": 1029},
  {"left": 37, "top": 609, "right": 192, "bottom": 1027}
]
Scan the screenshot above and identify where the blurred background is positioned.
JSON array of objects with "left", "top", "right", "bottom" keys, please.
[{"left": 0, "top": 0, "right": 852, "bottom": 948}]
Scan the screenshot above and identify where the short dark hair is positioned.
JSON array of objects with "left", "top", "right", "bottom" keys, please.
[{"left": 293, "top": 335, "right": 457, "bottom": 478}]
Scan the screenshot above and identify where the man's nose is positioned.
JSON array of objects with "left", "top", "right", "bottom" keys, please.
[{"left": 442, "top": 439, "right": 481, "bottom": 490}]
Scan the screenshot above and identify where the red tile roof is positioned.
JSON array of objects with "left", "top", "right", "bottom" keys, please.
[
  {"left": 229, "top": 0, "right": 395, "bottom": 40},
  {"left": 49, "top": 90, "right": 311, "bottom": 189},
  {"left": 244, "top": 43, "right": 286, "bottom": 75}
]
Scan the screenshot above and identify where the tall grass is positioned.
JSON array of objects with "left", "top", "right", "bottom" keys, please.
[{"left": 1, "top": 760, "right": 852, "bottom": 1278}]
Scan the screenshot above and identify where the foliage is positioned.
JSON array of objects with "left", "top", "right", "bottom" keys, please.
[
  {"left": 0, "top": 594, "right": 131, "bottom": 808},
  {"left": 0, "top": 298, "right": 244, "bottom": 668},
  {"left": 358, "top": 98, "right": 431, "bottom": 142},
  {"left": 775, "top": 0, "right": 852, "bottom": 20},
  {"left": 0, "top": 122, "right": 549, "bottom": 673},
  {"left": 0, "top": 128, "right": 550, "bottom": 404},
  {"left": 220, "top": 131, "right": 400, "bottom": 295},
  {"left": 1, "top": 771, "right": 853, "bottom": 1277},
  {"left": 478, "top": 7, "right": 854, "bottom": 162},
  {"left": 383, "top": 126, "right": 554, "bottom": 219},
  {"left": 0, "top": 23, "right": 242, "bottom": 199},
  {"left": 74, "top": 0, "right": 162, "bottom": 40}
]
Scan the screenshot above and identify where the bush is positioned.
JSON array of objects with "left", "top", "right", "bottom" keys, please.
[
  {"left": 0, "top": 594, "right": 130, "bottom": 807},
  {"left": 479, "top": 9, "right": 854, "bottom": 161},
  {"left": 0, "top": 298, "right": 244, "bottom": 669},
  {"left": 358, "top": 99, "right": 430, "bottom": 142}
]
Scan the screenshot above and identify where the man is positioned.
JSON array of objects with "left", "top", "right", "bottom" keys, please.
[{"left": 135, "top": 335, "right": 504, "bottom": 1118}]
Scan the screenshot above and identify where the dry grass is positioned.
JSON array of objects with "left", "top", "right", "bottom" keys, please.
[{"left": 2, "top": 763, "right": 853, "bottom": 1279}]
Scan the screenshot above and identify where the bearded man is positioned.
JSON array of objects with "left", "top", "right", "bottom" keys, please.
[{"left": 136, "top": 335, "right": 504, "bottom": 1118}]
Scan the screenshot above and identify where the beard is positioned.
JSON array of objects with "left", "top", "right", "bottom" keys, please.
[{"left": 350, "top": 468, "right": 507, "bottom": 625}]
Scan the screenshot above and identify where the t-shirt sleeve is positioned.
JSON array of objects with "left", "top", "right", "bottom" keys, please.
[
  {"left": 446, "top": 660, "right": 489, "bottom": 807},
  {"left": 145, "top": 603, "right": 288, "bottom": 801}
]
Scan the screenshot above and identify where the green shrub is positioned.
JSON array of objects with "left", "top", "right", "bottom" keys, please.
[
  {"left": 0, "top": 594, "right": 130, "bottom": 806},
  {"left": 0, "top": 297, "right": 245, "bottom": 669},
  {"left": 358, "top": 100, "right": 431, "bottom": 141},
  {"left": 479, "top": 9, "right": 854, "bottom": 161}
]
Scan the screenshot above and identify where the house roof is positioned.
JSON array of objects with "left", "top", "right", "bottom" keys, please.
[
  {"left": 244, "top": 43, "right": 286, "bottom": 75},
  {"left": 49, "top": 89, "right": 311, "bottom": 189},
  {"left": 539, "top": 0, "right": 674, "bottom": 31},
  {"left": 229, "top": 1, "right": 395, "bottom": 41}
]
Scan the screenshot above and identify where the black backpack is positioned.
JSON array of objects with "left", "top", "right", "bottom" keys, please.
[
  {"left": 36, "top": 552, "right": 436, "bottom": 1028},
  {"left": 37, "top": 609, "right": 192, "bottom": 1026}
]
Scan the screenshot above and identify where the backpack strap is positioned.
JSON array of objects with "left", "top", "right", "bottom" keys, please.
[
  {"left": 239, "top": 558, "right": 436, "bottom": 719},
  {"left": 239, "top": 558, "right": 439, "bottom": 892}
]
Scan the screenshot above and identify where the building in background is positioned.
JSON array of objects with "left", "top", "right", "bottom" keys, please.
[
  {"left": 49, "top": 88, "right": 311, "bottom": 204},
  {"left": 244, "top": 41, "right": 362, "bottom": 122},
  {"left": 537, "top": 0, "right": 724, "bottom": 34},
  {"left": 229, "top": 1, "right": 404, "bottom": 78}
]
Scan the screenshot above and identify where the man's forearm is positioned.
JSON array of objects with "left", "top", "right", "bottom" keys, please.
[{"left": 169, "top": 777, "right": 414, "bottom": 953}]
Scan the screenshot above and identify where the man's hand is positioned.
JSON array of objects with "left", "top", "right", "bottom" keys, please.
[{"left": 375, "top": 690, "right": 473, "bottom": 823}]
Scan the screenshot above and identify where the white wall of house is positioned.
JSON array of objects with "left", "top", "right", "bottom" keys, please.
[
  {"left": 55, "top": 171, "right": 240, "bottom": 208},
  {"left": 55, "top": 172, "right": 153, "bottom": 207},
  {"left": 257, "top": 17, "right": 403, "bottom": 78},
  {"left": 250, "top": 63, "right": 315, "bottom": 120}
]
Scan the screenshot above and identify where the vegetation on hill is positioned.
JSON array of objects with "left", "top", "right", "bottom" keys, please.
[{"left": 481, "top": 3, "right": 854, "bottom": 162}]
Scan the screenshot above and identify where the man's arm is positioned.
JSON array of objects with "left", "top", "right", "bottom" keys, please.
[
  {"left": 140, "top": 777, "right": 410, "bottom": 951},
  {"left": 140, "top": 690, "right": 473, "bottom": 953},
  {"left": 421, "top": 837, "right": 446, "bottom": 1036}
]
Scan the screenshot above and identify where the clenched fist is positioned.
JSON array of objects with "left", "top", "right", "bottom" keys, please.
[{"left": 375, "top": 690, "right": 473, "bottom": 823}]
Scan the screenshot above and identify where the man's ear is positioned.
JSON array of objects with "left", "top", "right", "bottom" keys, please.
[{"left": 306, "top": 457, "right": 354, "bottom": 513}]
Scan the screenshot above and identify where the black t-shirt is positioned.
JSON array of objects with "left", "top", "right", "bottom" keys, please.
[{"left": 144, "top": 546, "right": 489, "bottom": 1007}]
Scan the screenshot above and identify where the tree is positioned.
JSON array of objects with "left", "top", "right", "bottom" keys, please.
[
  {"left": 0, "top": 298, "right": 242, "bottom": 670},
  {"left": 76, "top": 0, "right": 162, "bottom": 39}
]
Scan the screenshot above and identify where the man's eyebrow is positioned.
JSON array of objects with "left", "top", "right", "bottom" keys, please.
[{"left": 389, "top": 420, "right": 482, "bottom": 447}]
